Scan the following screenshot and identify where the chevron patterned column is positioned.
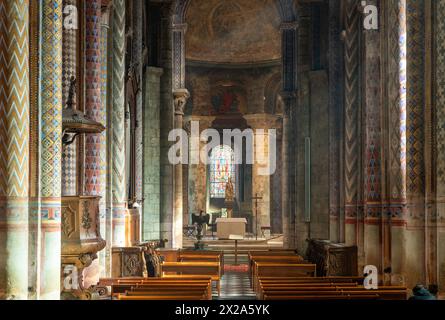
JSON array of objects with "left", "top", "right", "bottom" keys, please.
[
  {"left": 39, "top": 0, "right": 63, "bottom": 299},
  {"left": 61, "top": 0, "right": 78, "bottom": 196},
  {"left": 0, "top": 0, "right": 30, "bottom": 300},
  {"left": 111, "top": 0, "right": 127, "bottom": 247},
  {"left": 343, "top": 0, "right": 361, "bottom": 246}
]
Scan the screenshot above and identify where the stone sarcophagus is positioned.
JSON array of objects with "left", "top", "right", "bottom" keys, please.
[
  {"left": 305, "top": 239, "right": 358, "bottom": 277},
  {"left": 61, "top": 196, "right": 106, "bottom": 299}
]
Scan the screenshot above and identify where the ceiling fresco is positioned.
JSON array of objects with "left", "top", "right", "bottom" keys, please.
[{"left": 185, "top": 0, "right": 281, "bottom": 64}]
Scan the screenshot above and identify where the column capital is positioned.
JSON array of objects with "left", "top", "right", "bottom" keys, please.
[
  {"left": 280, "top": 21, "right": 299, "bottom": 31},
  {"left": 173, "top": 88, "right": 190, "bottom": 116}
]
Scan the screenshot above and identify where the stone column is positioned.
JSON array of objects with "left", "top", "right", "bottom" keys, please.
[
  {"left": 280, "top": 20, "right": 299, "bottom": 249},
  {"left": 434, "top": 0, "right": 445, "bottom": 293},
  {"left": 159, "top": 4, "right": 174, "bottom": 246},
  {"left": 132, "top": 0, "right": 144, "bottom": 208},
  {"left": 143, "top": 67, "right": 163, "bottom": 240},
  {"left": 173, "top": 89, "right": 189, "bottom": 248},
  {"left": 328, "top": 0, "right": 344, "bottom": 243},
  {"left": 404, "top": 0, "right": 426, "bottom": 288},
  {"left": 384, "top": 0, "right": 407, "bottom": 286},
  {"left": 342, "top": 0, "right": 361, "bottom": 246},
  {"left": 100, "top": 4, "right": 111, "bottom": 278},
  {"left": 83, "top": 0, "right": 103, "bottom": 283},
  {"left": 0, "top": 0, "right": 30, "bottom": 300},
  {"left": 171, "top": 20, "right": 189, "bottom": 248},
  {"left": 362, "top": 0, "right": 383, "bottom": 271},
  {"left": 61, "top": 0, "right": 78, "bottom": 197},
  {"left": 110, "top": 0, "right": 127, "bottom": 247},
  {"left": 39, "top": 0, "right": 63, "bottom": 299}
]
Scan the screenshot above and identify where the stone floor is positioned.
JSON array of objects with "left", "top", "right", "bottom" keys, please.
[{"left": 213, "top": 254, "right": 256, "bottom": 300}]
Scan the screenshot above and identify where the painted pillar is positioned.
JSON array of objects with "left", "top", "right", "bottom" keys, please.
[
  {"left": 172, "top": 20, "right": 189, "bottom": 248},
  {"left": 385, "top": 0, "right": 407, "bottom": 286},
  {"left": 61, "top": 0, "right": 78, "bottom": 197},
  {"left": 434, "top": 0, "right": 445, "bottom": 293},
  {"left": 404, "top": 0, "right": 427, "bottom": 289},
  {"left": 328, "top": 0, "right": 344, "bottom": 243},
  {"left": 0, "top": 0, "right": 30, "bottom": 300},
  {"left": 28, "top": 0, "right": 40, "bottom": 299},
  {"left": 280, "top": 20, "right": 299, "bottom": 249},
  {"left": 362, "top": 0, "right": 383, "bottom": 272},
  {"left": 110, "top": 0, "right": 127, "bottom": 247},
  {"left": 132, "top": 0, "right": 144, "bottom": 208},
  {"left": 343, "top": 0, "right": 361, "bottom": 246},
  {"left": 100, "top": 5, "right": 111, "bottom": 277},
  {"left": 39, "top": 0, "right": 63, "bottom": 299},
  {"left": 83, "top": 0, "right": 103, "bottom": 282}
]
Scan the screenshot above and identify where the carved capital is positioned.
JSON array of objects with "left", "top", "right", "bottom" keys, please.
[
  {"left": 173, "top": 89, "right": 190, "bottom": 116},
  {"left": 279, "top": 91, "right": 297, "bottom": 117}
]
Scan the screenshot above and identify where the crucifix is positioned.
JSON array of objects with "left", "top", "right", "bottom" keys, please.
[{"left": 252, "top": 193, "right": 263, "bottom": 240}]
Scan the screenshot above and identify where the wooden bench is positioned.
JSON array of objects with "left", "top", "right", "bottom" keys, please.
[
  {"left": 262, "top": 290, "right": 407, "bottom": 300},
  {"left": 253, "top": 263, "right": 317, "bottom": 291},
  {"left": 161, "top": 261, "right": 221, "bottom": 295},
  {"left": 100, "top": 276, "right": 212, "bottom": 298},
  {"left": 179, "top": 250, "right": 224, "bottom": 275},
  {"left": 109, "top": 277, "right": 212, "bottom": 300}
]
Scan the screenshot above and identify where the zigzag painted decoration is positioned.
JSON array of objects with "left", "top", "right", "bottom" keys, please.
[
  {"left": 0, "top": 0, "right": 30, "bottom": 198},
  {"left": 436, "top": 0, "right": 445, "bottom": 196},
  {"left": 343, "top": 0, "right": 360, "bottom": 217},
  {"left": 112, "top": 0, "right": 126, "bottom": 205}
]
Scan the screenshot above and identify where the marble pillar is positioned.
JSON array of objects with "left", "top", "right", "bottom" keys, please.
[{"left": 0, "top": 0, "right": 30, "bottom": 300}]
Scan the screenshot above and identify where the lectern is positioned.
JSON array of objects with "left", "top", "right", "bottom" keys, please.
[{"left": 215, "top": 218, "right": 247, "bottom": 239}]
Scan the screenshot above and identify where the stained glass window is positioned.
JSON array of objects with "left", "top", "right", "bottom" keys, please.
[{"left": 210, "top": 145, "right": 235, "bottom": 198}]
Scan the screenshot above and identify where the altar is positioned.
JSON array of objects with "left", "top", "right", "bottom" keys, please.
[{"left": 215, "top": 218, "right": 247, "bottom": 239}]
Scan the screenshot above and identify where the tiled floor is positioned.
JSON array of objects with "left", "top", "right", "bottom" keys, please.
[{"left": 214, "top": 254, "right": 256, "bottom": 300}]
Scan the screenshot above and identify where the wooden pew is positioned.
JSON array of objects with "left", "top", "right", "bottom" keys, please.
[
  {"left": 262, "top": 290, "right": 407, "bottom": 300},
  {"left": 161, "top": 262, "right": 221, "bottom": 295},
  {"left": 118, "top": 294, "right": 208, "bottom": 300},
  {"left": 264, "top": 294, "right": 380, "bottom": 300},
  {"left": 179, "top": 250, "right": 224, "bottom": 275},
  {"left": 102, "top": 276, "right": 212, "bottom": 297},
  {"left": 253, "top": 263, "right": 317, "bottom": 291}
]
